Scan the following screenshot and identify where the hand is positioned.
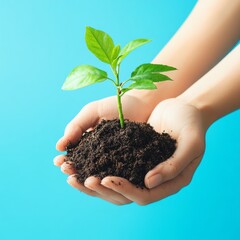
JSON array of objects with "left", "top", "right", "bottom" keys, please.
[
  {"left": 65, "top": 98, "right": 205, "bottom": 205},
  {"left": 54, "top": 94, "right": 156, "bottom": 205},
  {"left": 55, "top": 97, "right": 206, "bottom": 205},
  {"left": 55, "top": 93, "right": 155, "bottom": 151},
  {"left": 94, "top": 98, "right": 206, "bottom": 205}
]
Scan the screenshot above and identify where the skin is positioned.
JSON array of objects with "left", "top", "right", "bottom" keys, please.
[{"left": 54, "top": 0, "right": 240, "bottom": 205}]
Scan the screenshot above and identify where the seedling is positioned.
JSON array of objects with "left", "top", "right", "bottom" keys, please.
[{"left": 62, "top": 26, "right": 176, "bottom": 128}]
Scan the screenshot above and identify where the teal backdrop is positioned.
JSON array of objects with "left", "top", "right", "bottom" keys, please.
[{"left": 0, "top": 0, "right": 239, "bottom": 239}]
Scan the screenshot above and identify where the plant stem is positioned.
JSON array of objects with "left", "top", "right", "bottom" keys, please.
[
  {"left": 106, "top": 77, "right": 117, "bottom": 86},
  {"left": 111, "top": 65, "right": 125, "bottom": 128},
  {"left": 121, "top": 78, "right": 131, "bottom": 87},
  {"left": 117, "top": 87, "right": 124, "bottom": 128}
]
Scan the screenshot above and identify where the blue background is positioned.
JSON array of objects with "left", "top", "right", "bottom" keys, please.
[{"left": 0, "top": 0, "right": 239, "bottom": 239}]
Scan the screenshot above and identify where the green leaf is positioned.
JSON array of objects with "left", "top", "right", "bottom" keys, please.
[
  {"left": 111, "top": 44, "right": 121, "bottom": 61},
  {"left": 62, "top": 65, "right": 108, "bottom": 90},
  {"left": 117, "top": 39, "right": 151, "bottom": 64},
  {"left": 121, "top": 88, "right": 131, "bottom": 95},
  {"left": 130, "top": 72, "right": 171, "bottom": 82},
  {"left": 128, "top": 80, "right": 157, "bottom": 90},
  {"left": 131, "top": 63, "right": 177, "bottom": 77},
  {"left": 112, "top": 55, "right": 122, "bottom": 70},
  {"left": 85, "top": 26, "right": 115, "bottom": 64},
  {"left": 111, "top": 45, "right": 121, "bottom": 70}
]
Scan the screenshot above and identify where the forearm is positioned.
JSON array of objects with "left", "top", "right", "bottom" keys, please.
[
  {"left": 128, "top": 0, "right": 240, "bottom": 108},
  {"left": 178, "top": 44, "right": 240, "bottom": 129}
]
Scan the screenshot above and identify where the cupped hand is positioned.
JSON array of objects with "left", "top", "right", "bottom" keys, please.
[
  {"left": 74, "top": 98, "right": 206, "bottom": 205},
  {"left": 54, "top": 94, "right": 156, "bottom": 205}
]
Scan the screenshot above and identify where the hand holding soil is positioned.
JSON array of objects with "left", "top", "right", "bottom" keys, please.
[{"left": 55, "top": 98, "right": 206, "bottom": 205}]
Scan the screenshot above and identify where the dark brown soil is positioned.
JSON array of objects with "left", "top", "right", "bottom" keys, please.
[{"left": 66, "top": 119, "right": 176, "bottom": 188}]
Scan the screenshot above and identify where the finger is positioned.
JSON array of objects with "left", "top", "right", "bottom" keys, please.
[
  {"left": 67, "top": 175, "right": 124, "bottom": 205},
  {"left": 85, "top": 176, "right": 132, "bottom": 205},
  {"left": 61, "top": 161, "right": 76, "bottom": 175},
  {"left": 147, "top": 155, "right": 202, "bottom": 203},
  {"left": 56, "top": 102, "right": 99, "bottom": 151},
  {"left": 53, "top": 155, "right": 66, "bottom": 166},
  {"left": 67, "top": 175, "right": 98, "bottom": 196},
  {"left": 145, "top": 126, "right": 205, "bottom": 188},
  {"left": 101, "top": 176, "right": 149, "bottom": 205},
  {"left": 102, "top": 157, "right": 201, "bottom": 205}
]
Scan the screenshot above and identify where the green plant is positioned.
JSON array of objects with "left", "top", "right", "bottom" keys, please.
[{"left": 62, "top": 26, "right": 176, "bottom": 128}]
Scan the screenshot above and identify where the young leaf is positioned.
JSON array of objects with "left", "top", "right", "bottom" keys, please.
[
  {"left": 117, "top": 39, "right": 151, "bottom": 65},
  {"left": 112, "top": 55, "right": 122, "bottom": 70},
  {"left": 62, "top": 65, "right": 108, "bottom": 90},
  {"left": 128, "top": 80, "right": 157, "bottom": 90},
  {"left": 85, "top": 26, "right": 115, "bottom": 64},
  {"left": 120, "top": 88, "right": 131, "bottom": 95},
  {"left": 131, "top": 63, "right": 177, "bottom": 77},
  {"left": 111, "top": 44, "right": 121, "bottom": 61},
  {"left": 130, "top": 73, "right": 171, "bottom": 82}
]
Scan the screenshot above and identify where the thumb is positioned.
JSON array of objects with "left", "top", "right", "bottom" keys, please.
[{"left": 56, "top": 101, "right": 100, "bottom": 151}]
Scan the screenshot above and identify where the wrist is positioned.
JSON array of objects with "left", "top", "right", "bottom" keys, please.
[{"left": 177, "top": 92, "right": 215, "bottom": 130}]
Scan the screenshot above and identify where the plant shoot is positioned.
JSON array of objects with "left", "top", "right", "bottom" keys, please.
[{"left": 62, "top": 26, "right": 176, "bottom": 128}]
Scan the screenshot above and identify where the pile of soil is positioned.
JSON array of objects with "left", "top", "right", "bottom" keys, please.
[{"left": 66, "top": 119, "right": 176, "bottom": 188}]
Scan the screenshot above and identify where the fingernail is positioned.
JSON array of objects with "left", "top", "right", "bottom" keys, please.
[
  {"left": 67, "top": 174, "right": 77, "bottom": 183},
  {"left": 147, "top": 174, "right": 162, "bottom": 188},
  {"left": 67, "top": 175, "right": 73, "bottom": 183},
  {"left": 53, "top": 158, "right": 58, "bottom": 166},
  {"left": 101, "top": 179, "right": 111, "bottom": 188}
]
